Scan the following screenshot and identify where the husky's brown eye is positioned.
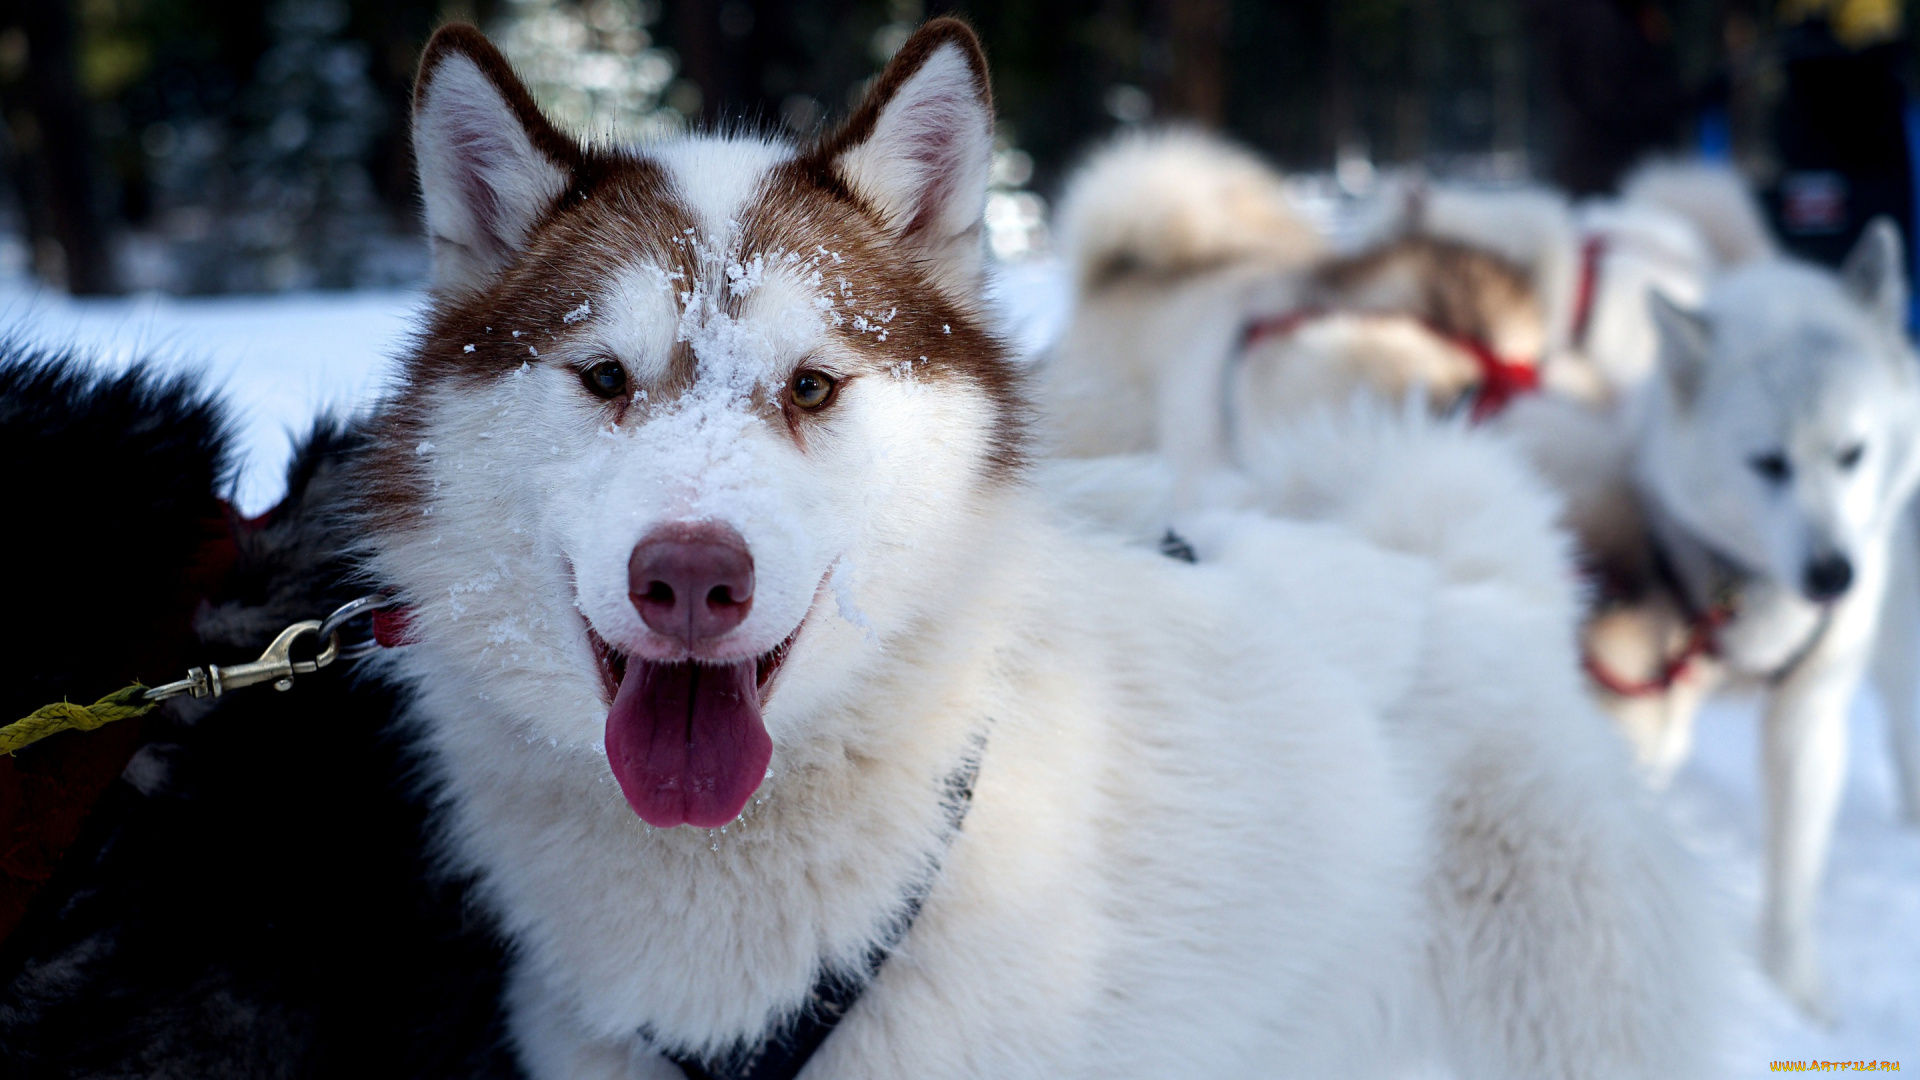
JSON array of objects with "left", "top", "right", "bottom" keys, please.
[
  {"left": 581, "top": 359, "right": 627, "bottom": 399},
  {"left": 1838, "top": 443, "right": 1865, "bottom": 470},
  {"left": 789, "top": 369, "right": 837, "bottom": 410}
]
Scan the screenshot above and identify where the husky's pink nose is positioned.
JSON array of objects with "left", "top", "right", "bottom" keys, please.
[{"left": 629, "top": 522, "right": 755, "bottom": 644}]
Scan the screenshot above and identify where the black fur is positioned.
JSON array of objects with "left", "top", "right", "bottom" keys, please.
[
  {"left": 0, "top": 348, "right": 232, "bottom": 719},
  {"left": 0, "top": 350, "right": 519, "bottom": 1078}
]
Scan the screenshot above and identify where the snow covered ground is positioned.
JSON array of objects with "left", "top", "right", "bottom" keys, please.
[
  {"left": 3, "top": 262, "right": 1912, "bottom": 1068},
  {"left": 0, "top": 280, "right": 423, "bottom": 515}
]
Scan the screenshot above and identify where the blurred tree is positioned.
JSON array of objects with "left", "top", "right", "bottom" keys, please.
[
  {"left": 1530, "top": 0, "right": 1689, "bottom": 195},
  {"left": 0, "top": 0, "right": 1802, "bottom": 292},
  {"left": 0, "top": 0, "right": 450, "bottom": 293},
  {"left": 0, "top": 0, "right": 118, "bottom": 293},
  {"left": 487, "top": 0, "right": 679, "bottom": 143},
  {"left": 145, "top": 0, "right": 393, "bottom": 291},
  {"left": 1152, "top": 0, "right": 1229, "bottom": 125}
]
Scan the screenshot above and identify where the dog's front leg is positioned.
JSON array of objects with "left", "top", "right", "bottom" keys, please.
[
  {"left": 1870, "top": 510, "right": 1920, "bottom": 823},
  {"left": 506, "top": 962, "right": 681, "bottom": 1080},
  {"left": 1759, "top": 654, "right": 1860, "bottom": 1018}
]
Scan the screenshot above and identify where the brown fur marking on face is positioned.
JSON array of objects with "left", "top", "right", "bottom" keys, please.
[
  {"left": 363, "top": 150, "right": 698, "bottom": 531},
  {"left": 363, "top": 18, "right": 1025, "bottom": 533},
  {"left": 775, "top": 17, "right": 1023, "bottom": 474},
  {"left": 742, "top": 159, "right": 1027, "bottom": 480}
]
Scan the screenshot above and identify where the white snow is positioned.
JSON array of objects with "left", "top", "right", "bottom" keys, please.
[
  {"left": 3, "top": 257, "right": 1914, "bottom": 1066},
  {"left": 0, "top": 279, "right": 419, "bottom": 514},
  {"left": 1682, "top": 692, "right": 1920, "bottom": 1071}
]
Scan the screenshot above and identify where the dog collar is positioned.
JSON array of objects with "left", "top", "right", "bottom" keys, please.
[
  {"left": 1584, "top": 505, "right": 1836, "bottom": 696},
  {"left": 665, "top": 743, "right": 983, "bottom": 1080}
]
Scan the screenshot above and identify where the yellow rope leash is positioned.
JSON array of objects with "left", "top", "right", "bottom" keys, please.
[
  {"left": 0, "top": 594, "right": 393, "bottom": 757},
  {"left": 2, "top": 685, "right": 157, "bottom": 756}
]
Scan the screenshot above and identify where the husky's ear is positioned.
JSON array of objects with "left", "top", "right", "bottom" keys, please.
[
  {"left": 412, "top": 25, "right": 582, "bottom": 296},
  {"left": 812, "top": 18, "right": 994, "bottom": 304},
  {"left": 1842, "top": 216, "right": 1909, "bottom": 331},
  {"left": 1649, "top": 290, "right": 1710, "bottom": 407}
]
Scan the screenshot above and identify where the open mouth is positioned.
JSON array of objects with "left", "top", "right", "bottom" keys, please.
[
  {"left": 585, "top": 619, "right": 803, "bottom": 830},
  {"left": 586, "top": 624, "right": 797, "bottom": 705}
]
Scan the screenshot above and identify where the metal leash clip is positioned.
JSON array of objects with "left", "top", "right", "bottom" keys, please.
[
  {"left": 142, "top": 594, "right": 394, "bottom": 703},
  {"left": 318, "top": 593, "right": 400, "bottom": 661}
]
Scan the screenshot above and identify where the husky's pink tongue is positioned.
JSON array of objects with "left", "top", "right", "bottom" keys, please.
[{"left": 604, "top": 659, "right": 773, "bottom": 829}]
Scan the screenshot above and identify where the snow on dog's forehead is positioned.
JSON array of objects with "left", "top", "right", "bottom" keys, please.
[
  {"left": 596, "top": 136, "right": 868, "bottom": 390},
  {"left": 583, "top": 258, "right": 820, "bottom": 529},
  {"left": 643, "top": 136, "right": 794, "bottom": 240},
  {"left": 592, "top": 245, "right": 826, "bottom": 389}
]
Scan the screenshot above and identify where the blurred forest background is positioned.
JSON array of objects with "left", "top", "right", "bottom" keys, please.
[{"left": 0, "top": 0, "right": 1908, "bottom": 294}]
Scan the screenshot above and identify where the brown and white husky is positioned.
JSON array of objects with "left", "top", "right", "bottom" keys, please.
[{"left": 356, "top": 20, "right": 1722, "bottom": 1078}]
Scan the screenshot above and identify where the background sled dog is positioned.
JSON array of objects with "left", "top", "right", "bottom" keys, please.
[
  {"left": 360, "top": 20, "right": 1721, "bottom": 1078},
  {"left": 1046, "top": 128, "right": 1920, "bottom": 1017},
  {"left": 1409, "top": 161, "right": 1764, "bottom": 396},
  {"left": 1041, "top": 129, "right": 1554, "bottom": 459},
  {"left": 1041, "top": 128, "right": 1325, "bottom": 457},
  {"left": 1037, "top": 133, "right": 1757, "bottom": 467},
  {"left": 1611, "top": 223, "right": 1920, "bottom": 1012}
]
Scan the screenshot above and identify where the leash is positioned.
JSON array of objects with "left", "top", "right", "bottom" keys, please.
[
  {"left": 2, "top": 594, "right": 399, "bottom": 755},
  {"left": 666, "top": 743, "right": 984, "bottom": 1080},
  {"left": 1239, "top": 309, "right": 1540, "bottom": 423},
  {"left": 11, "top": 567, "right": 978, "bottom": 1080}
]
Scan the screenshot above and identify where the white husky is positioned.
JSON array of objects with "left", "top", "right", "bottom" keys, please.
[
  {"left": 1619, "top": 226, "right": 1920, "bottom": 1010},
  {"left": 358, "top": 21, "right": 1720, "bottom": 1078}
]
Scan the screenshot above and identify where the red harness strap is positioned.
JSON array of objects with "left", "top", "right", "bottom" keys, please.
[
  {"left": 1240, "top": 308, "right": 1540, "bottom": 423},
  {"left": 1568, "top": 233, "right": 1608, "bottom": 350},
  {"left": 1580, "top": 603, "right": 1731, "bottom": 698},
  {"left": 1436, "top": 324, "right": 1540, "bottom": 422},
  {"left": 1240, "top": 307, "right": 1328, "bottom": 351}
]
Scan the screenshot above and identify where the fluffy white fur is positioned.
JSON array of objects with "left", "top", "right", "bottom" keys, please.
[
  {"left": 372, "top": 26, "right": 1723, "bottom": 1079},
  {"left": 1621, "top": 161, "right": 1778, "bottom": 268},
  {"left": 1039, "top": 129, "right": 1323, "bottom": 457},
  {"left": 1031, "top": 396, "right": 1725, "bottom": 1078}
]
